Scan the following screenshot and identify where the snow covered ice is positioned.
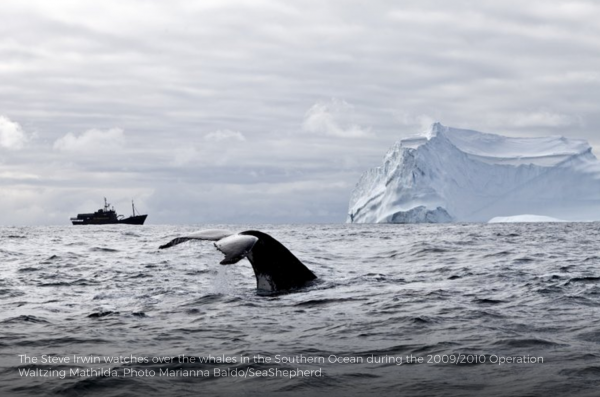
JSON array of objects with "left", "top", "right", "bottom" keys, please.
[
  {"left": 347, "top": 123, "right": 600, "bottom": 223},
  {"left": 488, "top": 215, "right": 567, "bottom": 223}
]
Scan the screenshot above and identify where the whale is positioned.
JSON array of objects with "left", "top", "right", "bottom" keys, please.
[{"left": 159, "top": 229, "right": 317, "bottom": 293}]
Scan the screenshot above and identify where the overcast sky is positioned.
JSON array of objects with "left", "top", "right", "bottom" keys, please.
[{"left": 1, "top": 0, "right": 599, "bottom": 225}]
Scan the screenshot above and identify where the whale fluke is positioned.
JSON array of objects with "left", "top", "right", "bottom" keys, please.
[
  {"left": 212, "top": 234, "right": 258, "bottom": 264},
  {"left": 158, "top": 229, "right": 234, "bottom": 249},
  {"left": 159, "top": 229, "right": 317, "bottom": 293}
]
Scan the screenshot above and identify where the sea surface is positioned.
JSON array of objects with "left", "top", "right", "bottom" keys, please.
[{"left": 1, "top": 223, "right": 599, "bottom": 396}]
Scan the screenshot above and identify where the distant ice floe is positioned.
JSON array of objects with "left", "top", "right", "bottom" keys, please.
[{"left": 488, "top": 215, "right": 567, "bottom": 223}]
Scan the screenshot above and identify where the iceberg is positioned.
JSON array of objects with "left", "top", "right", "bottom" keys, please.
[
  {"left": 347, "top": 123, "right": 600, "bottom": 223},
  {"left": 488, "top": 215, "right": 567, "bottom": 223}
]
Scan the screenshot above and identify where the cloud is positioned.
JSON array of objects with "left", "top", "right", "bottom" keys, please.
[
  {"left": 0, "top": 171, "right": 39, "bottom": 180},
  {"left": 397, "top": 113, "right": 438, "bottom": 138},
  {"left": 302, "top": 99, "right": 372, "bottom": 138},
  {"left": 508, "top": 111, "right": 581, "bottom": 128},
  {"left": 0, "top": 115, "right": 28, "bottom": 150},
  {"left": 204, "top": 130, "right": 246, "bottom": 142},
  {"left": 171, "top": 146, "right": 199, "bottom": 167},
  {"left": 170, "top": 130, "right": 246, "bottom": 166},
  {"left": 53, "top": 128, "right": 125, "bottom": 153}
]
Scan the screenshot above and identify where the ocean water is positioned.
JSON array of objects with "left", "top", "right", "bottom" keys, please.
[{"left": 1, "top": 223, "right": 599, "bottom": 396}]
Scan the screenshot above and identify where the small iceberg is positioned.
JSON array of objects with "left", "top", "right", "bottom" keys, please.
[{"left": 488, "top": 215, "right": 567, "bottom": 223}]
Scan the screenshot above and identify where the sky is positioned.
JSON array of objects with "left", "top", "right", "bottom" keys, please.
[{"left": 1, "top": 0, "right": 599, "bottom": 225}]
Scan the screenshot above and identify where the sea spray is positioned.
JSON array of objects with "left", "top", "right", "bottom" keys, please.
[{"left": 212, "top": 260, "right": 235, "bottom": 295}]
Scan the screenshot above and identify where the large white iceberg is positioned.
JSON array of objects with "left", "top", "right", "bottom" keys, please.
[{"left": 347, "top": 123, "right": 600, "bottom": 223}]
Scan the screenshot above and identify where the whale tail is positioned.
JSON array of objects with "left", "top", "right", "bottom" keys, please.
[
  {"left": 159, "top": 229, "right": 317, "bottom": 293},
  {"left": 159, "top": 229, "right": 234, "bottom": 249},
  {"left": 240, "top": 230, "right": 317, "bottom": 292}
]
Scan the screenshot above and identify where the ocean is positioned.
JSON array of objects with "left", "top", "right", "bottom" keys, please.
[{"left": 1, "top": 223, "right": 599, "bottom": 396}]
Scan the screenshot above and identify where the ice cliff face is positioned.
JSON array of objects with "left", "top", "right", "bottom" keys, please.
[{"left": 347, "top": 123, "right": 600, "bottom": 223}]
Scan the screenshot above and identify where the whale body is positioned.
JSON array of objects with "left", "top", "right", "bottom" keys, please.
[{"left": 159, "top": 229, "right": 317, "bottom": 293}]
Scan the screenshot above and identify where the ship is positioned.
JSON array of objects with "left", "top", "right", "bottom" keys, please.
[{"left": 70, "top": 198, "right": 148, "bottom": 225}]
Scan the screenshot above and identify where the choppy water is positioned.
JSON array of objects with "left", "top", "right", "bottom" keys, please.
[{"left": 1, "top": 223, "right": 600, "bottom": 396}]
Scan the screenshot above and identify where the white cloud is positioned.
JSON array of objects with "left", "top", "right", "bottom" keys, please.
[
  {"left": 0, "top": 115, "right": 28, "bottom": 150},
  {"left": 397, "top": 113, "right": 438, "bottom": 138},
  {"left": 53, "top": 128, "right": 125, "bottom": 152},
  {"left": 203, "top": 130, "right": 246, "bottom": 142},
  {"left": 302, "top": 99, "right": 373, "bottom": 138}
]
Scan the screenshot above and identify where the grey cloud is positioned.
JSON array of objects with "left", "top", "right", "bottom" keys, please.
[{"left": 204, "top": 130, "right": 246, "bottom": 142}]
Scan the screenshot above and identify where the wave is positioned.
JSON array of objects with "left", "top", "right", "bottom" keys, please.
[{"left": 1, "top": 315, "right": 50, "bottom": 324}]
